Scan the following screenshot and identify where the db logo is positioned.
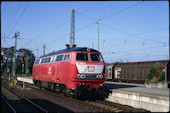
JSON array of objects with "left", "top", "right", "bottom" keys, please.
[{"left": 88, "top": 66, "right": 95, "bottom": 72}]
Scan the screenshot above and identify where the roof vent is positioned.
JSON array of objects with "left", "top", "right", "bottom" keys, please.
[
  {"left": 73, "top": 44, "right": 77, "bottom": 48},
  {"left": 65, "top": 44, "right": 70, "bottom": 49}
]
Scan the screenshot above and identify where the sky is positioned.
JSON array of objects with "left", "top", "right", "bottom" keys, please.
[{"left": 1, "top": 1, "right": 169, "bottom": 63}]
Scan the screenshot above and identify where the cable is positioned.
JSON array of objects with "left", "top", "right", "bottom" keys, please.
[
  {"left": 46, "top": 22, "right": 95, "bottom": 46},
  {"left": 101, "top": 45, "right": 168, "bottom": 55},
  {"left": 100, "top": 1, "right": 143, "bottom": 21},
  {"left": 7, "top": 2, "right": 30, "bottom": 37},
  {"left": 80, "top": 2, "right": 100, "bottom": 13},
  {"left": 75, "top": 7, "right": 168, "bottom": 45},
  {"left": 2, "top": 36, "right": 32, "bottom": 40},
  {"left": 21, "top": 39, "right": 33, "bottom": 48},
  {"left": 2, "top": 34, "right": 10, "bottom": 46},
  {"left": 21, "top": 3, "right": 100, "bottom": 49},
  {"left": 4, "top": 3, "right": 22, "bottom": 34},
  {"left": 75, "top": 10, "right": 96, "bottom": 22},
  {"left": 75, "top": 1, "right": 143, "bottom": 22},
  {"left": 33, "top": 2, "right": 100, "bottom": 41},
  {"left": 3, "top": 37, "right": 10, "bottom": 46},
  {"left": 102, "top": 23, "right": 168, "bottom": 44},
  {"left": 98, "top": 1, "right": 103, "bottom": 21}
]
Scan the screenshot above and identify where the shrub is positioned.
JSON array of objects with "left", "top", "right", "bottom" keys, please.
[
  {"left": 159, "top": 71, "right": 165, "bottom": 82},
  {"left": 147, "top": 62, "right": 165, "bottom": 84},
  {"left": 147, "top": 73, "right": 153, "bottom": 80},
  {"left": 150, "top": 76, "right": 159, "bottom": 83}
]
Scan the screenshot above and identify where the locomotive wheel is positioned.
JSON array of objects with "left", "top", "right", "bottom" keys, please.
[
  {"left": 97, "top": 84, "right": 109, "bottom": 100},
  {"left": 55, "top": 86, "right": 62, "bottom": 93},
  {"left": 75, "top": 89, "right": 81, "bottom": 99},
  {"left": 33, "top": 80, "right": 37, "bottom": 86},
  {"left": 50, "top": 83, "right": 55, "bottom": 91},
  {"left": 38, "top": 81, "right": 42, "bottom": 89},
  {"left": 63, "top": 89, "right": 70, "bottom": 97},
  {"left": 75, "top": 85, "right": 87, "bottom": 100}
]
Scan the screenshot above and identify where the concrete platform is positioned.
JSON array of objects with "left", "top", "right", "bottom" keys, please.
[
  {"left": 17, "top": 77, "right": 33, "bottom": 84},
  {"left": 105, "top": 81, "right": 170, "bottom": 112}
]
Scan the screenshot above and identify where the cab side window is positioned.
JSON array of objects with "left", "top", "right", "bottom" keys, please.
[
  {"left": 41, "top": 59, "right": 44, "bottom": 64},
  {"left": 35, "top": 60, "right": 40, "bottom": 65},
  {"left": 55, "top": 55, "right": 63, "bottom": 62},
  {"left": 64, "top": 54, "right": 70, "bottom": 61},
  {"left": 46, "top": 57, "right": 51, "bottom": 63}
]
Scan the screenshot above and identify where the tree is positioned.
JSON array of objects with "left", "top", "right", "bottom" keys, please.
[
  {"left": 17, "top": 48, "right": 35, "bottom": 75},
  {"left": 1, "top": 47, "right": 15, "bottom": 76},
  {"left": 1, "top": 47, "right": 35, "bottom": 76}
]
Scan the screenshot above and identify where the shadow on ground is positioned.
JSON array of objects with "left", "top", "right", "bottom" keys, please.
[{"left": 105, "top": 83, "right": 137, "bottom": 90}]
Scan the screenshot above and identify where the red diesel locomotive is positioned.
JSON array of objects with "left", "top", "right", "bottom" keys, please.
[{"left": 32, "top": 46, "right": 108, "bottom": 99}]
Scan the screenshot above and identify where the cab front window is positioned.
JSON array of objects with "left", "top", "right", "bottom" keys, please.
[
  {"left": 76, "top": 53, "right": 88, "bottom": 61},
  {"left": 90, "top": 53, "right": 103, "bottom": 61}
]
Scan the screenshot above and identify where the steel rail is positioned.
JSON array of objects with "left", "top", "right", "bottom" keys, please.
[
  {"left": 2, "top": 85, "right": 48, "bottom": 113},
  {"left": 1, "top": 94, "right": 16, "bottom": 113}
]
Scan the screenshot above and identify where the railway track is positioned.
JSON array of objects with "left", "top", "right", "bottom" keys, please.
[
  {"left": 15, "top": 80, "right": 148, "bottom": 112},
  {"left": 1, "top": 94, "right": 16, "bottom": 113},
  {"left": 1, "top": 78, "right": 148, "bottom": 112},
  {"left": 1, "top": 84, "right": 48, "bottom": 113}
]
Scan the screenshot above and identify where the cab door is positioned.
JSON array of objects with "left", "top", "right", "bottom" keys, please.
[
  {"left": 55, "top": 54, "right": 63, "bottom": 83},
  {"left": 57, "top": 62, "right": 61, "bottom": 81}
]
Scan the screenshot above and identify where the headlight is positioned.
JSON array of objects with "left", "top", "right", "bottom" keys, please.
[
  {"left": 77, "top": 74, "right": 86, "bottom": 79},
  {"left": 96, "top": 74, "right": 103, "bottom": 78},
  {"left": 77, "top": 74, "right": 81, "bottom": 78}
]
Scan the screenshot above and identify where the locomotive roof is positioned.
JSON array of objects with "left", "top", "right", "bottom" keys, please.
[{"left": 39, "top": 47, "right": 99, "bottom": 59}]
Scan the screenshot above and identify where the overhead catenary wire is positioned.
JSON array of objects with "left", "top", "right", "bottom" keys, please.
[
  {"left": 21, "top": 39, "right": 33, "bottom": 48},
  {"left": 100, "top": 1, "right": 143, "bottom": 21},
  {"left": 2, "top": 36, "right": 32, "bottom": 40},
  {"left": 4, "top": 2, "right": 22, "bottom": 34},
  {"left": 31, "top": 2, "right": 99, "bottom": 41},
  {"left": 74, "top": 27, "right": 168, "bottom": 42},
  {"left": 21, "top": 2, "right": 100, "bottom": 49},
  {"left": 98, "top": 1, "right": 103, "bottom": 21},
  {"left": 102, "top": 23, "right": 168, "bottom": 44},
  {"left": 113, "top": 44, "right": 168, "bottom": 52},
  {"left": 103, "top": 44, "right": 168, "bottom": 62},
  {"left": 75, "top": 1, "right": 143, "bottom": 22},
  {"left": 75, "top": 9, "right": 167, "bottom": 45},
  {"left": 7, "top": 2, "right": 30, "bottom": 38},
  {"left": 3, "top": 3, "right": 167, "bottom": 61},
  {"left": 46, "top": 22, "right": 95, "bottom": 46},
  {"left": 80, "top": 2, "right": 100, "bottom": 13},
  {"left": 2, "top": 36, "right": 10, "bottom": 46}
]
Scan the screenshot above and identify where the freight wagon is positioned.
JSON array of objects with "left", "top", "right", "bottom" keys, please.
[{"left": 105, "top": 60, "right": 169, "bottom": 84}]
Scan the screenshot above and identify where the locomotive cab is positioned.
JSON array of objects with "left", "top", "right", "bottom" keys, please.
[{"left": 70, "top": 48, "right": 108, "bottom": 99}]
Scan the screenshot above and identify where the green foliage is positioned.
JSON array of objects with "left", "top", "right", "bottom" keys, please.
[
  {"left": 147, "top": 68, "right": 155, "bottom": 80},
  {"left": 147, "top": 62, "right": 165, "bottom": 84},
  {"left": 150, "top": 67, "right": 156, "bottom": 74},
  {"left": 147, "top": 73, "right": 153, "bottom": 80},
  {"left": 160, "top": 71, "right": 165, "bottom": 81},
  {"left": 154, "top": 62, "right": 160, "bottom": 70},
  {"left": 150, "top": 76, "right": 159, "bottom": 83}
]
